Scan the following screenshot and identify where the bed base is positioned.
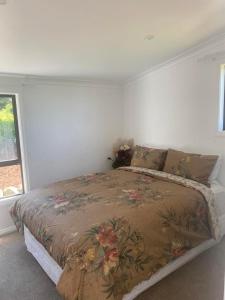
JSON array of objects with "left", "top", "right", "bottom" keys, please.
[{"left": 24, "top": 226, "right": 62, "bottom": 284}]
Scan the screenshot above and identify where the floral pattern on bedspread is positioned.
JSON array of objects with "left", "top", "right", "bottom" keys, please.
[
  {"left": 10, "top": 166, "right": 220, "bottom": 300},
  {"left": 66, "top": 218, "right": 151, "bottom": 299},
  {"left": 120, "top": 166, "right": 220, "bottom": 240}
]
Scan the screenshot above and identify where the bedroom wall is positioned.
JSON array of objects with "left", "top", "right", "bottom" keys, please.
[
  {"left": 123, "top": 37, "right": 225, "bottom": 186},
  {"left": 0, "top": 76, "right": 123, "bottom": 235},
  {"left": 22, "top": 81, "right": 122, "bottom": 189}
]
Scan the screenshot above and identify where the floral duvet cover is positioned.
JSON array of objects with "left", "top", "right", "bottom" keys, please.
[{"left": 10, "top": 167, "right": 220, "bottom": 300}]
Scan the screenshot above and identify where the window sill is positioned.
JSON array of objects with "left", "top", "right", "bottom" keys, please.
[{"left": 0, "top": 193, "right": 24, "bottom": 206}]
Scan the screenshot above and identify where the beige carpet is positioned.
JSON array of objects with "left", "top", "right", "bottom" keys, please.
[{"left": 0, "top": 233, "right": 225, "bottom": 300}]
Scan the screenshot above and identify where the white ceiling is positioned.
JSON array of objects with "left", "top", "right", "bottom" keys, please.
[{"left": 1, "top": 0, "right": 225, "bottom": 81}]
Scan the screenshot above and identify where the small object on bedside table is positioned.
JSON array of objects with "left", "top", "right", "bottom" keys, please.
[{"left": 109, "top": 144, "right": 133, "bottom": 169}]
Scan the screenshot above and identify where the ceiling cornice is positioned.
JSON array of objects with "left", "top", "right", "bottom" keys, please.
[
  {"left": 0, "top": 73, "right": 122, "bottom": 89},
  {"left": 125, "top": 30, "right": 225, "bottom": 86}
]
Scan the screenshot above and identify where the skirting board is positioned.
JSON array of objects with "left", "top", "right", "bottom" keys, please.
[{"left": 0, "top": 225, "right": 16, "bottom": 237}]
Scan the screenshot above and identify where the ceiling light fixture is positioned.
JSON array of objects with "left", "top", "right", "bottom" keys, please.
[{"left": 145, "top": 34, "right": 154, "bottom": 41}]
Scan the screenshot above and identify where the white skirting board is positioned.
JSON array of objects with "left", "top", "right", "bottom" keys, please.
[
  {"left": 0, "top": 225, "right": 16, "bottom": 237},
  {"left": 24, "top": 214, "right": 225, "bottom": 300}
]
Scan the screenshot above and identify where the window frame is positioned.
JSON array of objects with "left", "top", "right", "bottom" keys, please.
[
  {"left": 223, "top": 72, "right": 225, "bottom": 131},
  {"left": 218, "top": 65, "right": 225, "bottom": 134},
  {"left": 0, "top": 94, "right": 24, "bottom": 195}
]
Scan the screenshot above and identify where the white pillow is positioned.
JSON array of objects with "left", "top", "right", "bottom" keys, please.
[{"left": 209, "top": 155, "right": 222, "bottom": 183}]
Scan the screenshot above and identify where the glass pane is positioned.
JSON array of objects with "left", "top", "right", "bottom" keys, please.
[
  {"left": 0, "top": 96, "right": 18, "bottom": 161},
  {"left": 0, "top": 164, "right": 23, "bottom": 198}
]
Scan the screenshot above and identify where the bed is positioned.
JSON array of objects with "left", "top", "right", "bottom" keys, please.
[{"left": 11, "top": 166, "right": 225, "bottom": 300}]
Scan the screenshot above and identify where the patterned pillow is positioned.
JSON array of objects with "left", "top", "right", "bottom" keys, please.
[
  {"left": 163, "top": 149, "right": 218, "bottom": 186},
  {"left": 131, "top": 146, "right": 167, "bottom": 170}
]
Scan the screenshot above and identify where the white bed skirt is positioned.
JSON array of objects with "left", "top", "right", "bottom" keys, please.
[
  {"left": 24, "top": 226, "right": 62, "bottom": 284},
  {"left": 24, "top": 222, "right": 224, "bottom": 300}
]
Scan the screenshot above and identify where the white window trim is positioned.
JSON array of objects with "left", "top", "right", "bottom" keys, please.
[
  {"left": 0, "top": 90, "right": 30, "bottom": 202},
  {"left": 218, "top": 64, "right": 225, "bottom": 134},
  {"left": 15, "top": 93, "right": 30, "bottom": 193}
]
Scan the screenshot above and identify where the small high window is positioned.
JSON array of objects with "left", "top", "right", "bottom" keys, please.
[
  {"left": 0, "top": 95, "right": 24, "bottom": 199},
  {"left": 219, "top": 65, "right": 225, "bottom": 132}
]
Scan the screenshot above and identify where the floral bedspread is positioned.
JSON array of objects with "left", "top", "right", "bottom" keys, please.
[{"left": 10, "top": 167, "right": 220, "bottom": 300}]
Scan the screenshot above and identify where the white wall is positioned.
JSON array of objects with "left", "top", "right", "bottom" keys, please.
[
  {"left": 22, "top": 82, "right": 122, "bottom": 189},
  {"left": 124, "top": 38, "right": 225, "bottom": 185},
  {"left": 0, "top": 77, "right": 122, "bottom": 234}
]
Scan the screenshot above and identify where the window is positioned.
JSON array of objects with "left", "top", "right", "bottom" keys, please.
[
  {"left": 219, "top": 65, "right": 225, "bottom": 132},
  {"left": 0, "top": 95, "right": 24, "bottom": 199},
  {"left": 223, "top": 95, "right": 225, "bottom": 131}
]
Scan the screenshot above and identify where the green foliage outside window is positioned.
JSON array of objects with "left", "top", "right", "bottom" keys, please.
[{"left": 0, "top": 97, "right": 15, "bottom": 142}]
